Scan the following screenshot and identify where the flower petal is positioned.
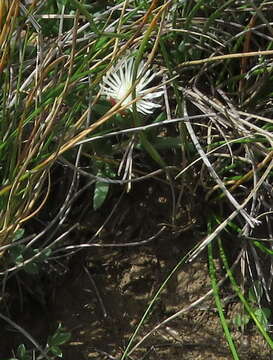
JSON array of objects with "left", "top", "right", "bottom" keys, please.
[{"left": 100, "top": 57, "right": 163, "bottom": 114}]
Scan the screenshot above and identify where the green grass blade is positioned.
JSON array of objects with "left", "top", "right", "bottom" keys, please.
[
  {"left": 208, "top": 242, "right": 240, "bottom": 359},
  {"left": 218, "top": 238, "right": 273, "bottom": 348}
]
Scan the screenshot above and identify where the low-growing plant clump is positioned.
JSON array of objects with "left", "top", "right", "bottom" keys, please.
[{"left": 1, "top": 1, "right": 273, "bottom": 359}]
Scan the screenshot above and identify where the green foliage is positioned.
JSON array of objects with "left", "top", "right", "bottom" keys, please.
[
  {"left": 93, "top": 180, "right": 110, "bottom": 210},
  {"left": 16, "top": 345, "right": 29, "bottom": 360},
  {"left": 3, "top": 324, "right": 71, "bottom": 360},
  {"left": 232, "top": 282, "right": 272, "bottom": 332},
  {"left": 1, "top": 0, "right": 273, "bottom": 359},
  {"left": 8, "top": 238, "right": 52, "bottom": 275},
  {"left": 47, "top": 323, "right": 71, "bottom": 358}
]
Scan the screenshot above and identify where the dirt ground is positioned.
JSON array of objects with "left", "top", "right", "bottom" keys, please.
[
  {"left": 1, "top": 181, "right": 272, "bottom": 359},
  {"left": 50, "top": 249, "right": 271, "bottom": 360}
]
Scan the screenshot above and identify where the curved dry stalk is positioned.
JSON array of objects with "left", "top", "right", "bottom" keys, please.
[
  {"left": 184, "top": 104, "right": 259, "bottom": 228},
  {"left": 179, "top": 49, "right": 273, "bottom": 68},
  {"left": 189, "top": 157, "right": 273, "bottom": 262}
]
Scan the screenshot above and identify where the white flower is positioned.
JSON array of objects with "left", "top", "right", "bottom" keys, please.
[{"left": 100, "top": 57, "right": 163, "bottom": 115}]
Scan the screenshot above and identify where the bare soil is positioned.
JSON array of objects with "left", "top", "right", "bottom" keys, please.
[
  {"left": 49, "top": 248, "right": 271, "bottom": 360},
  {"left": 1, "top": 181, "right": 272, "bottom": 359}
]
